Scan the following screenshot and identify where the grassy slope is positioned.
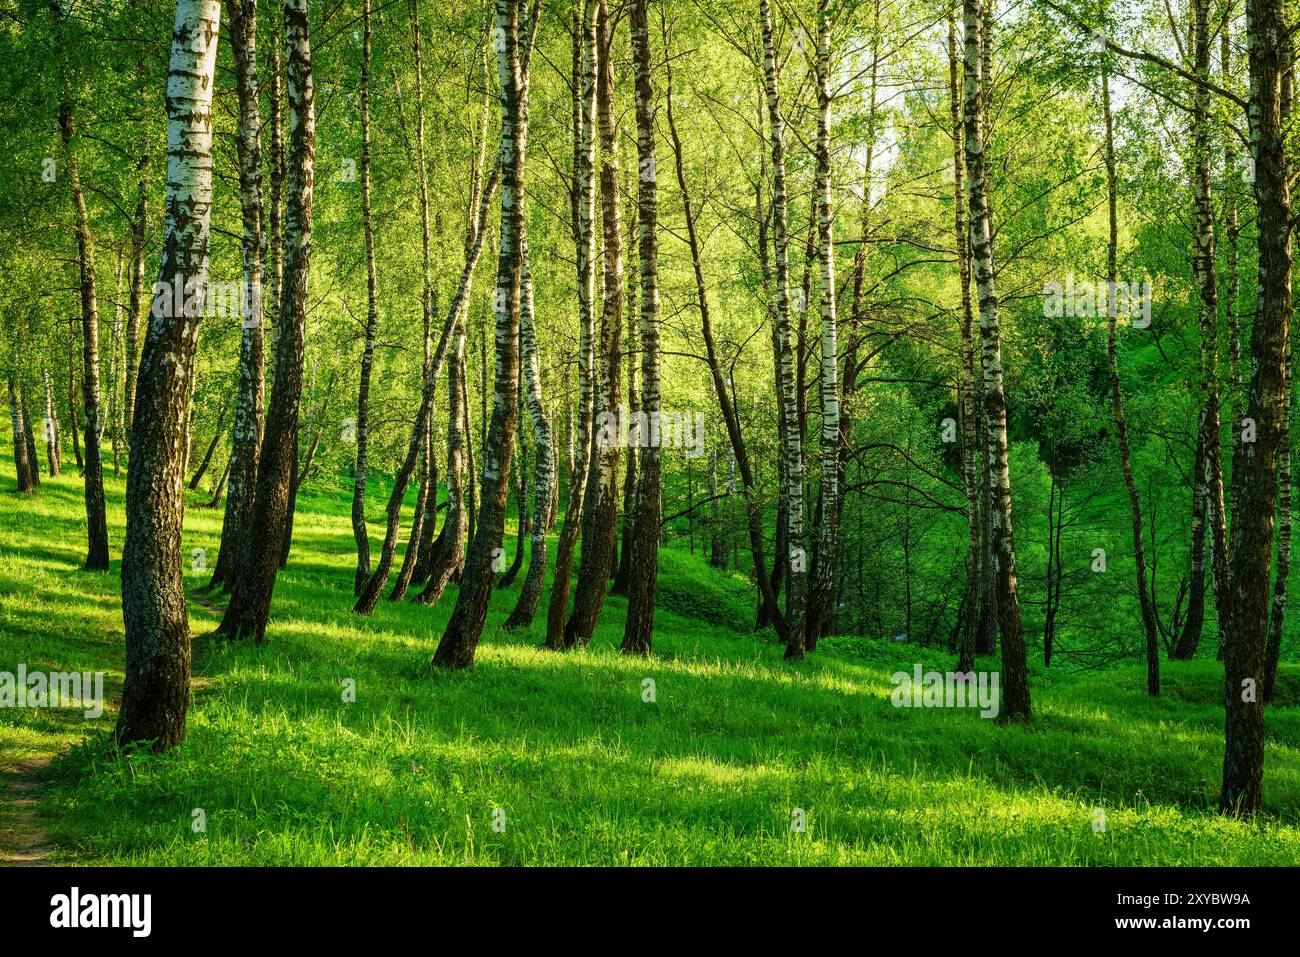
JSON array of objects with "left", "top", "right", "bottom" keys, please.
[{"left": 2, "top": 470, "right": 1299, "bottom": 865}]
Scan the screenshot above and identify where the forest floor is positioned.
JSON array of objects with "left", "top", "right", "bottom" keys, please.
[{"left": 2, "top": 471, "right": 1299, "bottom": 865}]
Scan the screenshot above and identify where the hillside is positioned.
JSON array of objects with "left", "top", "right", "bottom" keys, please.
[{"left": 2, "top": 472, "right": 1298, "bottom": 865}]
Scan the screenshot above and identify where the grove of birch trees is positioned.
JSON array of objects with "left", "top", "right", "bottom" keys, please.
[{"left": 3, "top": 0, "right": 1299, "bottom": 816}]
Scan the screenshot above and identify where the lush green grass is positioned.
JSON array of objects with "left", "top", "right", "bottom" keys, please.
[{"left": 2, "top": 470, "right": 1299, "bottom": 865}]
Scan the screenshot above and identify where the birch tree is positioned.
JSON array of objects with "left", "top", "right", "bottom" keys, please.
[
  {"left": 565, "top": 0, "right": 623, "bottom": 648},
  {"left": 214, "top": 0, "right": 315, "bottom": 644},
  {"left": 1221, "top": 0, "right": 1293, "bottom": 815},
  {"left": 432, "top": 0, "right": 534, "bottom": 669},
  {"left": 1100, "top": 57, "right": 1160, "bottom": 696},
  {"left": 962, "top": 0, "right": 1029, "bottom": 717},
  {"left": 42, "top": 368, "right": 61, "bottom": 477},
  {"left": 546, "top": 0, "right": 599, "bottom": 650},
  {"left": 208, "top": 0, "right": 266, "bottom": 594},
  {"left": 620, "top": 0, "right": 659, "bottom": 656},
  {"left": 7, "top": 374, "right": 34, "bottom": 493},
  {"left": 759, "top": 0, "right": 806, "bottom": 657},
  {"left": 351, "top": 0, "right": 378, "bottom": 596},
  {"left": 806, "top": 0, "right": 840, "bottom": 647},
  {"left": 504, "top": 229, "right": 556, "bottom": 628},
  {"left": 1171, "top": 0, "right": 1229, "bottom": 662},
  {"left": 51, "top": 0, "right": 109, "bottom": 571},
  {"left": 115, "top": 0, "right": 220, "bottom": 750}
]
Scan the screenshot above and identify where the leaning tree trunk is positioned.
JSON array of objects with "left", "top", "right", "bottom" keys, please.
[
  {"left": 51, "top": 4, "right": 109, "bottom": 569},
  {"left": 203, "top": 455, "right": 231, "bottom": 508},
  {"left": 667, "top": 52, "right": 785, "bottom": 638},
  {"left": 115, "top": 0, "right": 221, "bottom": 751},
  {"left": 806, "top": 0, "right": 840, "bottom": 650},
  {"left": 620, "top": 0, "right": 661, "bottom": 656},
  {"left": 416, "top": 317, "right": 469, "bottom": 607},
  {"left": 389, "top": 0, "right": 438, "bottom": 593},
  {"left": 432, "top": 0, "right": 531, "bottom": 670},
  {"left": 962, "top": 0, "right": 1028, "bottom": 717},
  {"left": 388, "top": 368, "right": 433, "bottom": 601},
  {"left": 565, "top": 0, "right": 623, "bottom": 649},
  {"left": 1101, "top": 63, "right": 1161, "bottom": 695},
  {"left": 498, "top": 420, "right": 529, "bottom": 588},
  {"left": 188, "top": 400, "right": 228, "bottom": 489},
  {"left": 353, "top": 153, "right": 501, "bottom": 613},
  {"left": 504, "top": 231, "right": 556, "bottom": 628},
  {"left": 1220, "top": 0, "right": 1292, "bottom": 816},
  {"left": 214, "top": 0, "right": 314, "bottom": 644},
  {"left": 351, "top": 0, "right": 378, "bottom": 596},
  {"left": 208, "top": 0, "right": 265, "bottom": 593},
  {"left": 546, "top": 0, "right": 598, "bottom": 649}
]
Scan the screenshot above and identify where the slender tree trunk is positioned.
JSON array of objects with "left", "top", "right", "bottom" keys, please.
[
  {"left": 498, "top": 424, "right": 528, "bottom": 588},
  {"left": 188, "top": 400, "right": 228, "bottom": 490},
  {"left": 949, "top": 11, "right": 978, "bottom": 675},
  {"left": 388, "top": 429, "right": 431, "bottom": 598},
  {"left": 760, "top": 0, "right": 807, "bottom": 658},
  {"left": 115, "top": 0, "right": 221, "bottom": 750},
  {"left": 52, "top": 3, "right": 109, "bottom": 569},
  {"left": 1210, "top": 24, "right": 1239, "bottom": 654},
  {"left": 1220, "top": 0, "right": 1292, "bottom": 816},
  {"left": 806, "top": 0, "right": 840, "bottom": 650},
  {"left": 361, "top": 139, "right": 501, "bottom": 613},
  {"left": 620, "top": 0, "right": 661, "bottom": 656},
  {"left": 20, "top": 385, "right": 40, "bottom": 490},
  {"left": 214, "top": 0, "right": 315, "bottom": 643},
  {"left": 504, "top": 230, "right": 556, "bottom": 627},
  {"left": 611, "top": 237, "right": 639, "bottom": 597},
  {"left": 66, "top": 322, "right": 81, "bottom": 470},
  {"left": 352, "top": 0, "right": 378, "bottom": 596},
  {"left": 107, "top": 255, "right": 124, "bottom": 474},
  {"left": 405, "top": 0, "right": 437, "bottom": 587},
  {"left": 1176, "top": 427, "right": 1209, "bottom": 658},
  {"left": 124, "top": 142, "right": 147, "bottom": 449},
  {"left": 1101, "top": 63, "right": 1161, "bottom": 694},
  {"left": 962, "top": 0, "right": 1028, "bottom": 717},
  {"left": 1175, "top": 0, "right": 1226, "bottom": 661},
  {"left": 416, "top": 314, "right": 469, "bottom": 607},
  {"left": 546, "top": 0, "right": 598, "bottom": 649},
  {"left": 353, "top": 143, "right": 501, "bottom": 614},
  {"left": 432, "top": 0, "right": 532, "bottom": 670},
  {"left": 8, "top": 375, "right": 34, "bottom": 493},
  {"left": 208, "top": 0, "right": 266, "bottom": 594},
  {"left": 43, "top": 368, "right": 61, "bottom": 477},
  {"left": 566, "top": 0, "right": 623, "bottom": 648},
  {"left": 203, "top": 455, "right": 231, "bottom": 508}
]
